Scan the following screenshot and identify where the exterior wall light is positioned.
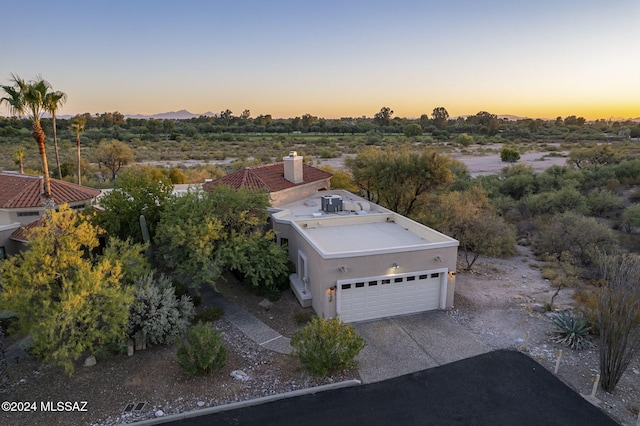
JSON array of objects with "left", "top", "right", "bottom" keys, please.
[
  {"left": 392, "top": 263, "right": 399, "bottom": 269},
  {"left": 328, "top": 286, "right": 337, "bottom": 302}
]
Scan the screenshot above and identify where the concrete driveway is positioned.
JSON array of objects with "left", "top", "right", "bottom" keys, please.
[{"left": 353, "top": 310, "right": 492, "bottom": 383}]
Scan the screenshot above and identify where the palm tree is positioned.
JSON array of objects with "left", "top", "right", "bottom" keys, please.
[
  {"left": 1, "top": 74, "right": 55, "bottom": 206},
  {"left": 44, "top": 90, "right": 67, "bottom": 179},
  {"left": 71, "top": 115, "right": 85, "bottom": 185},
  {"left": 14, "top": 147, "right": 25, "bottom": 174}
]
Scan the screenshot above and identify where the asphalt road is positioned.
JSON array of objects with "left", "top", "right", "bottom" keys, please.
[{"left": 158, "top": 350, "right": 617, "bottom": 426}]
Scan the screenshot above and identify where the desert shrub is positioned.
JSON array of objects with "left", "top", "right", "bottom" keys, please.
[
  {"left": 551, "top": 310, "right": 593, "bottom": 350},
  {"left": 534, "top": 212, "right": 618, "bottom": 267},
  {"left": 177, "top": 323, "right": 227, "bottom": 375},
  {"left": 364, "top": 131, "right": 382, "bottom": 145},
  {"left": 498, "top": 164, "right": 536, "bottom": 200},
  {"left": 500, "top": 146, "right": 520, "bottom": 163},
  {"left": 597, "top": 253, "right": 640, "bottom": 391},
  {"left": 585, "top": 188, "right": 624, "bottom": 217},
  {"left": 193, "top": 307, "right": 224, "bottom": 323},
  {"left": 541, "top": 268, "right": 559, "bottom": 281},
  {"left": 291, "top": 316, "right": 365, "bottom": 376},
  {"left": 518, "top": 187, "right": 585, "bottom": 218},
  {"left": 456, "top": 133, "right": 473, "bottom": 147},
  {"left": 403, "top": 123, "right": 422, "bottom": 137},
  {"left": 622, "top": 204, "right": 640, "bottom": 233},
  {"left": 613, "top": 159, "right": 640, "bottom": 185},
  {"left": 128, "top": 273, "right": 195, "bottom": 347}
]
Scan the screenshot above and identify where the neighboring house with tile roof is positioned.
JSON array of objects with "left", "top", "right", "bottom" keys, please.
[
  {"left": 0, "top": 172, "right": 101, "bottom": 258},
  {"left": 202, "top": 151, "right": 332, "bottom": 207}
]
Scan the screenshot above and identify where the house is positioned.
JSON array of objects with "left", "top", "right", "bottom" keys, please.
[
  {"left": 0, "top": 172, "right": 101, "bottom": 258},
  {"left": 203, "top": 151, "right": 332, "bottom": 207},
  {"left": 204, "top": 152, "right": 459, "bottom": 323}
]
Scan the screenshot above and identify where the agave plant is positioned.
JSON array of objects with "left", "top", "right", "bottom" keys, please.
[{"left": 551, "top": 310, "right": 593, "bottom": 350}]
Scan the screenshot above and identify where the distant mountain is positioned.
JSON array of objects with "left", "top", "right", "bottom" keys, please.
[{"left": 125, "top": 110, "right": 216, "bottom": 120}]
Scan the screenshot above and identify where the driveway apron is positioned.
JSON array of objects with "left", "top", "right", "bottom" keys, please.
[{"left": 354, "top": 310, "right": 492, "bottom": 383}]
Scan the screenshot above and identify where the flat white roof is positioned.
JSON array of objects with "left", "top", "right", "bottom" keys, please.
[
  {"left": 304, "top": 221, "right": 428, "bottom": 254},
  {"left": 272, "top": 190, "right": 458, "bottom": 259}
]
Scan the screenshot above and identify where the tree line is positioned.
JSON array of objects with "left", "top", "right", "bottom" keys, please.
[{"left": 1, "top": 107, "right": 638, "bottom": 142}]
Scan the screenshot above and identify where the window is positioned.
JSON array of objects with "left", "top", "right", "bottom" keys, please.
[
  {"left": 368, "top": 280, "right": 378, "bottom": 286},
  {"left": 394, "top": 277, "right": 403, "bottom": 283},
  {"left": 341, "top": 284, "right": 351, "bottom": 290},
  {"left": 355, "top": 282, "right": 365, "bottom": 288},
  {"left": 431, "top": 273, "right": 440, "bottom": 278},
  {"left": 381, "top": 279, "right": 391, "bottom": 285},
  {"left": 419, "top": 274, "right": 428, "bottom": 280},
  {"left": 280, "top": 238, "right": 288, "bottom": 247},
  {"left": 17, "top": 211, "right": 39, "bottom": 217},
  {"left": 406, "top": 276, "right": 416, "bottom": 281}
]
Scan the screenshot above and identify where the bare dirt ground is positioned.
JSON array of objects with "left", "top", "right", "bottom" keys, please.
[{"left": 453, "top": 245, "right": 640, "bottom": 426}]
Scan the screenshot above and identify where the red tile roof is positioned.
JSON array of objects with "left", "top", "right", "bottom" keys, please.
[
  {"left": 0, "top": 172, "right": 101, "bottom": 209},
  {"left": 9, "top": 219, "right": 41, "bottom": 243},
  {"left": 203, "top": 162, "right": 332, "bottom": 193}
]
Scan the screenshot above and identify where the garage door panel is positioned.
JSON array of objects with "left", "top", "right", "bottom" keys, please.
[{"left": 338, "top": 271, "right": 444, "bottom": 323}]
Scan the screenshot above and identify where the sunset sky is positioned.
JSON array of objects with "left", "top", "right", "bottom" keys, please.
[{"left": 2, "top": 0, "right": 639, "bottom": 120}]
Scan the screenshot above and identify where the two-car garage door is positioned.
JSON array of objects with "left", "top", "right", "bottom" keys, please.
[{"left": 337, "top": 270, "right": 446, "bottom": 323}]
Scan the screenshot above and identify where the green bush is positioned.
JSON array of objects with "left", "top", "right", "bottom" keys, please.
[
  {"left": 585, "top": 188, "right": 624, "bottom": 217},
  {"left": 518, "top": 187, "right": 586, "bottom": 218},
  {"left": 500, "top": 146, "right": 520, "bottom": 163},
  {"left": 534, "top": 212, "right": 618, "bottom": 267},
  {"left": 291, "top": 316, "right": 365, "bottom": 376},
  {"left": 456, "top": 133, "right": 473, "bottom": 147},
  {"left": 177, "top": 323, "right": 227, "bottom": 375}
]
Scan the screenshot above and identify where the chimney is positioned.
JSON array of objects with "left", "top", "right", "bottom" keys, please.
[{"left": 283, "top": 151, "right": 303, "bottom": 184}]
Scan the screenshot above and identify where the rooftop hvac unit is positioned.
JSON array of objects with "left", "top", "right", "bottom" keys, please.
[{"left": 321, "top": 195, "right": 343, "bottom": 213}]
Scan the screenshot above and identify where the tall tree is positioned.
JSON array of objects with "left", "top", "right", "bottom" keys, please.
[
  {"left": 44, "top": 89, "right": 67, "bottom": 179},
  {"left": 155, "top": 186, "right": 279, "bottom": 291},
  {"left": 97, "top": 166, "right": 174, "bottom": 244},
  {"left": 71, "top": 115, "right": 85, "bottom": 184},
  {"left": 14, "top": 147, "right": 25, "bottom": 174},
  {"left": 432, "top": 187, "right": 516, "bottom": 270},
  {"left": 0, "top": 205, "right": 134, "bottom": 373},
  {"left": 220, "top": 109, "right": 233, "bottom": 128},
  {"left": 373, "top": 106, "right": 393, "bottom": 127},
  {"left": 346, "top": 146, "right": 453, "bottom": 217},
  {"left": 1, "top": 74, "right": 55, "bottom": 205},
  {"left": 432, "top": 107, "right": 449, "bottom": 130},
  {"left": 96, "top": 140, "right": 134, "bottom": 181}
]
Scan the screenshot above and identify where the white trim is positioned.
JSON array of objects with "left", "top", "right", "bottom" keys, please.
[{"left": 0, "top": 223, "right": 21, "bottom": 232}]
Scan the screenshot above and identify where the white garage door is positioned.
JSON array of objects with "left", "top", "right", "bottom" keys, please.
[{"left": 337, "top": 270, "right": 446, "bottom": 323}]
